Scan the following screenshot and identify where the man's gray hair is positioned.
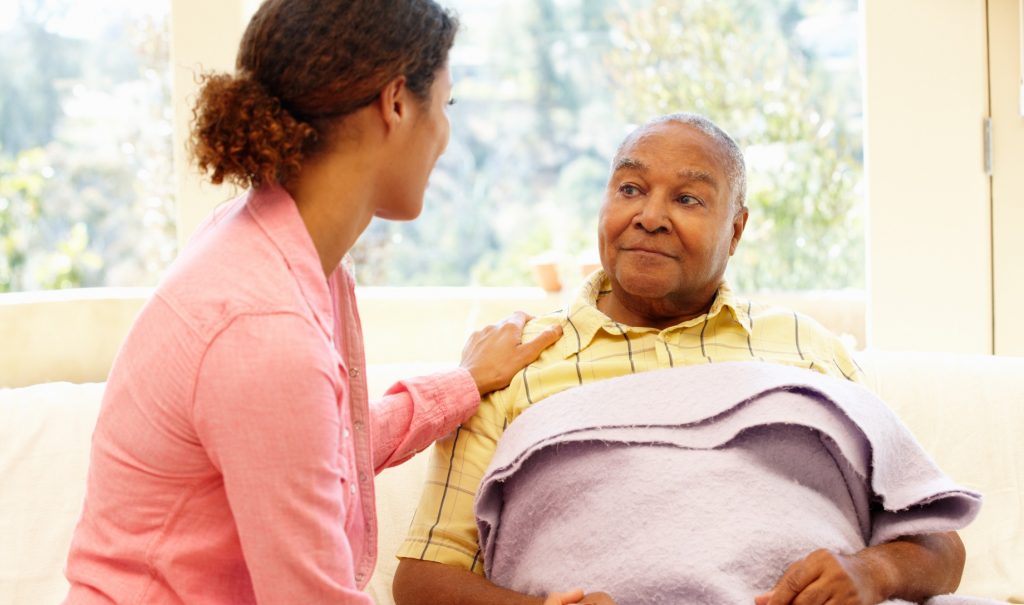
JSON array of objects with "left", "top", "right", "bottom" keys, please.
[{"left": 615, "top": 112, "right": 747, "bottom": 210}]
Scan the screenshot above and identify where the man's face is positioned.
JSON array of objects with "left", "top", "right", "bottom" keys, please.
[{"left": 597, "top": 121, "right": 747, "bottom": 313}]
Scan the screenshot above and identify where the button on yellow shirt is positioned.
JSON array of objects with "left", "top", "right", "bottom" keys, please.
[{"left": 398, "top": 271, "right": 863, "bottom": 574}]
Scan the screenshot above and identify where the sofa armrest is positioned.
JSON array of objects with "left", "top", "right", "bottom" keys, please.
[{"left": 855, "top": 351, "right": 1024, "bottom": 602}]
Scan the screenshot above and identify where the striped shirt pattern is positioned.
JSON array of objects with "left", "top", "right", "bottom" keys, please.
[{"left": 396, "top": 271, "right": 864, "bottom": 575}]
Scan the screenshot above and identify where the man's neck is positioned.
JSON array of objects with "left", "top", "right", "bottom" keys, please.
[{"left": 595, "top": 286, "right": 720, "bottom": 331}]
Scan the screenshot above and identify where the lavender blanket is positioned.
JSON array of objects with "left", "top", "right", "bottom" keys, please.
[{"left": 475, "top": 362, "right": 989, "bottom": 605}]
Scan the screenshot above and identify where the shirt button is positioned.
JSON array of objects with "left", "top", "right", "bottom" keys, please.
[
  {"left": 343, "top": 428, "right": 350, "bottom": 439},
  {"left": 349, "top": 367, "right": 360, "bottom": 378},
  {"left": 353, "top": 420, "right": 364, "bottom": 432},
  {"left": 349, "top": 483, "right": 356, "bottom": 495},
  {"left": 355, "top": 572, "right": 364, "bottom": 583},
  {"left": 358, "top": 471, "right": 368, "bottom": 483}
]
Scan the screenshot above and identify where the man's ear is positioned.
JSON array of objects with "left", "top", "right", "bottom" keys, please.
[
  {"left": 729, "top": 206, "right": 749, "bottom": 256},
  {"left": 376, "top": 75, "right": 409, "bottom": 133}
]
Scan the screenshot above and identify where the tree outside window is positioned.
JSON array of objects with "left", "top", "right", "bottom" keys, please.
[
  {"left": 1, "top": 0, "right": 862, "bottom": 295},
  {"left": 0, "top": 0, "right": 174, "bottom": 292},
  {"left": 352, "top": 0, "right": 864, "bottom": 293}
]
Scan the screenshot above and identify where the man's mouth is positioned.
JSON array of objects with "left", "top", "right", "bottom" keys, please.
[{"left": 622, "top": 246, "right": 676, "bottom": 259}]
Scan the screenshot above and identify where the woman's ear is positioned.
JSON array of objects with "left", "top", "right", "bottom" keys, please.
[{"left": 376, "top": 75, "right": 409, "bottom": 133}]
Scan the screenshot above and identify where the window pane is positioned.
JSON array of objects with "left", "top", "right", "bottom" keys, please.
[
  {"left": 0, "top": 0, "right": 174, "bottom": 292},
  {"left": 351, "top": 0, "right": 864, "bottom": 292}
]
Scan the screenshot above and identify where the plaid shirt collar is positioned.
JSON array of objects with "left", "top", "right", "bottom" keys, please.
[{"left": 557, "top": 270, "right": 752, "bottom": 360}]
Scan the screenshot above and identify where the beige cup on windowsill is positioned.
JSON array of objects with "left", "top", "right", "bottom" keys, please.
[
  {"left": 578, "top": 251, "right": 601, "bottom": 279},
  {"left": 529, "top": 252, "right": 563, "bottom": 293}
]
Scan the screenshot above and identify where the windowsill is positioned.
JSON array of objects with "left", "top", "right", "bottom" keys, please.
[
  {"left": 0, "top": 287, "right": 155, "bottom": 305},
  {"left": 1, "top": 286, "right": 864, "bottom": 388}
]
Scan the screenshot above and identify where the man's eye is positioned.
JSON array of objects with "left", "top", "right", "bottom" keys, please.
[
  {"left": 447, "top": 97, "right": 457, "bottom": 106},
  {"left": 677, "top": 195, "right": 703, "bottom": 205},
  {"left": 620, "top": 184, "right": 641, "bottom": 196}
]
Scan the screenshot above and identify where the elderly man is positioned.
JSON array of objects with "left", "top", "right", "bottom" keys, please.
[{"left": 393, "top": 114, "right": 965, "bottom": 605}]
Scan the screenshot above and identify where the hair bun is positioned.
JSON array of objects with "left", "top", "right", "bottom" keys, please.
[{"left": 190, "top": 73, "right": 316, "bottom": 188}]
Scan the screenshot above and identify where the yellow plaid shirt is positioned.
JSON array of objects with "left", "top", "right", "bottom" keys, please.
[{"left": 397, "top": 271, "right": 863, "bottom": 574}]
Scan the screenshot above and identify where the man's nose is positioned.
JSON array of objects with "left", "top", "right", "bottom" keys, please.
[{"left": 633, "top": 195, "right": 672, "bottom": 234}]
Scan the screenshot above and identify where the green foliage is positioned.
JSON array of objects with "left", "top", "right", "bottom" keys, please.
[
  {"left": 354, "top": 0, "right": 864, "bottom": 291},
  {"left": 0, "top": 150, "right": 43, "bottom": 292},
  {"left": 354, "top": 0, "right": 621, "bottom": 287},
  {"left": 4, "top": 0, "right": 862, "bottom": 293},
  {"left": 0, "top": 148, "right": 102, "bottom": 291},
  {"left": 0, "top": 1, "right": 175, "bottom": 291},
  {"left": 35, "top": 222, "right": 103, "bottom": 289}
]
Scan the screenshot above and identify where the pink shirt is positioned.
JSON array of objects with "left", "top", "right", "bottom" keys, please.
[{"left": 64, "top": 186, "right": 480, "bottom": 604}]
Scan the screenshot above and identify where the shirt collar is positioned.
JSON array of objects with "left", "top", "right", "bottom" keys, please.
[
  {"left": 245, "top": 185, "right": 336, "bottom": 338},
  {"left": 557, "top": 270, "right": 752, "bottom": 359}
]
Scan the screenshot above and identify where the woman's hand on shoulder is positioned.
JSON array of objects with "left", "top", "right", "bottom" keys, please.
[{"left": 459, "top": 311, "right": 562, "bottom": 395}]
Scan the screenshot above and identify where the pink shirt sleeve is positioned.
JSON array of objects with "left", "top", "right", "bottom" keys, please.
[
  {"left": 370, "top": 368, "right": 480, "bottom": 472},
  {"left": 193, "top": 312, "right": 372, "bottom": 605}
]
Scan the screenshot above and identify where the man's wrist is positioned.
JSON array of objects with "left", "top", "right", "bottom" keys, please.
[{"left": 853, "top": 547, "right": 898, "bottom": 603}]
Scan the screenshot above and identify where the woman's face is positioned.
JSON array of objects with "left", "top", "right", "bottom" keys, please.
[{"left": 375, "top": 66, "right": 453, "bottom": 221}]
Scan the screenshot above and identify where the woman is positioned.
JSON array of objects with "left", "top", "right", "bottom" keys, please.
[{"left": 62, "top": 1, "right": 567, "bottom": 602}]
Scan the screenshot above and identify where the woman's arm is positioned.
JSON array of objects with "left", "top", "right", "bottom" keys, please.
[
  {"left": 371, "top": 368, "right": 480, "bottom": 471},
  {"left": 371, "top": 312, "right": 561, "bottom": 471}
]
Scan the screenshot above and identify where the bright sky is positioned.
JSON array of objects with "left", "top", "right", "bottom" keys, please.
[
  {"left": 0, "top": 2, "right": 16, "bottom": 32},
  {"left": 0, "top": 0, "right": 168, "bottom": 38}
]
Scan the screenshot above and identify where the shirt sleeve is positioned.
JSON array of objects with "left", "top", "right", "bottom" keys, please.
[
  {"left": 370, "top": 368, "right": 480, "bottom": 472},
  {"left": 829, "top": 330, "right": 867, "bottom": 384},
  {"left": 794, "top": 310, "right": 866, "bottom": 384},
  {"left": 193, "top": 312, "right": 373, "bottom": 605},
  {"left": 395, "top": 386, "right": 509, "bottom": 575}
]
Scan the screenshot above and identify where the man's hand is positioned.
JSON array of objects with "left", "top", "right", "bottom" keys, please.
[
  {"left": 543, "top": 589, "right": 584, "bottom": 605},
  {"left": 460, "top": 311, "right": 562, "bottom": 395},
  {"left": 543, "top": 591, "right": 618, "bottom": 605},
  {"left": 755, "top": 549, "right": 883, "bottom": 605},
  {"left": 755, "top": 532, "right": 965, "bottom": 605}
]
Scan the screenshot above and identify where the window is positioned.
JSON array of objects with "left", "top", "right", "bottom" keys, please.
[
  {"left": 1, "top": 0, "right": 863, "bottom": 295},
  {"left": 0, "top": 0, "right": 174, "bottom": 292},
  {"left": 351, "top": 0, "right": 865, "bottom": 293}
]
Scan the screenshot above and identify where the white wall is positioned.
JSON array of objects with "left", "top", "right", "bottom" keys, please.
[
  {"left": 0, "top": 289, "right": 150, "bottom": 387},
  {"left": 862, "top": 0, "right": 993, "bottom": 353},
  {"left": 169, "top": 0, "right": 246, "bottom": 248},
  {"left": 990, "top": 0, "right": 1024, "bottom": 356}
]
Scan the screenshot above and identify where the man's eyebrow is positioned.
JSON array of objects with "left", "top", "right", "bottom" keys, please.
[
  {"left": 678, "top": 168, "right": 719, "bottom": 192},
  {"left": 613, "top": 159, "right": 721, "bottom": 193},
  {"left": 613, "top": 157, "right": 647, "bottom": 172}
]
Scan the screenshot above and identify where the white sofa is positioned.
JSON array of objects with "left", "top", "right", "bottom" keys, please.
[{"left": 2, "top": 353, "right": 1023, "bottom": 605}]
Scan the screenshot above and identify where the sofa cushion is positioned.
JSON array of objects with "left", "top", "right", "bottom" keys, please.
[
  {"left": 856, "top": 351, "right": 1024, "bottom": 602},
  {"left": 0, "top": 382, "right": 103, "bottom": 605},
  {"left": 2, "top": 355, "right": 1022, "bottom": 605}
]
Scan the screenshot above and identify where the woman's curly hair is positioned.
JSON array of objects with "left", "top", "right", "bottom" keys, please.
[{"left": 190, "top": 0, "right": 458, "bottom": 189}]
